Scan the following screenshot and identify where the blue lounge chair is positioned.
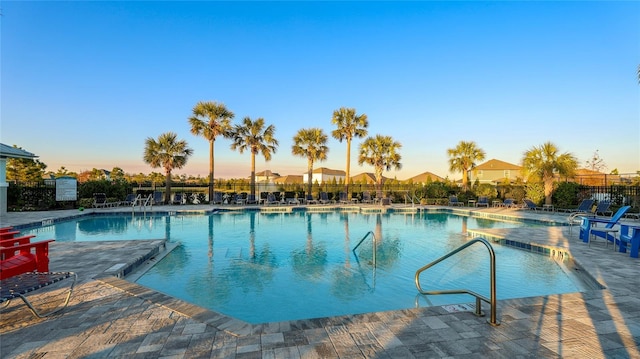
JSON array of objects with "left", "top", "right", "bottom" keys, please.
[
  {"left": 522, "top": 199, "right": 542, "bottom": 211},
  {"left": 559, "top": 199, "right": 594, "bottom": 213},
  {"left": 245, "top": 194, "right": 259, "bottom": 205},
  {"left": 121, "top": 193, "right": 136, "bottom": 206},
  {"left": 594, "top": 201, "right": 612, "bottom": 217},
  {"left": 319, "top": 192, "right": 332, "bottom": 204},
  {"left": 338, "top": 192, "right": 350, "bottom": 204},
  {"left": 476, "top": 196, "right": 489, "bottom": 207},
  {"left": 265, "top": 193, "right": 279, "bottom": 206},
  {"left": 305, "top": 194, "right": 318, "bottom": 204},
  {"left": 172, "top": 193, "right": 183, "bottom": 205},
  {"left": 579, "top": 206, "right": 631, "bottom": 244},
  {"left": 151, "top": 191, "right": 164, "bottom": 205},
  {"left": 501, "top": 198, "right": 515, "bottom": 208},
  {"left": 448, "top": 195, "right": 464, "bottom": 206},
  {"left": 361, "top": 191, "right": 373, "bottom": 204},
  {"left": 212, "top": 192, "right": 224, "bottom": 205},
  {"left": 618, "top": 225, "right": 640, "bottom": 258}
]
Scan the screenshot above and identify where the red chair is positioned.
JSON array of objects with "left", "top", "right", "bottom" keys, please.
[
  {"left": 0, "top": 231, "right": 21, "bottom": 240},
  {"left": 0, "top": 235, "right": 36, "bottom": 248},
  {"left": 0, "top": 227, "right": 14, "bottom": 232},
  {"left": 0, "top": 240, "right": 54, "bottom": 280}
]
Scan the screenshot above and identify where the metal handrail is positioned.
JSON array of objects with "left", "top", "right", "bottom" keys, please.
[
  {"left": 414, "top": 237, "right": 500, "bottom": 326},
  {"left": 404, "top": 193, "right": 421, "bottom": 206},
  {"left": 352, "top": 231, "right": 377, "bottom": 267}
]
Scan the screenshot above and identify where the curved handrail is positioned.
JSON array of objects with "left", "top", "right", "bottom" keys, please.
[
  {"left": 415, "top": 237, "right": 499, "bottom": 326},
  {"left": 352, "top": 231, "right": 377, "bottom": 268},
  {"left": 352, "top": 231, "right": 375, "bottom": 253}
]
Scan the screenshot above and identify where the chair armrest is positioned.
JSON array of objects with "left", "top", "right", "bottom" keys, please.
[
  {"left": 1, "top": 240, "right": 54, "bottom": 258},
  {"left": 0, "top": 231, "right": 21, "bottom": 239},
  {"left": 0, "top": 235, "right": 36, "bottom": 247},
  {"left": 1, "top": 239, "right": 54, "bottom": 272}
]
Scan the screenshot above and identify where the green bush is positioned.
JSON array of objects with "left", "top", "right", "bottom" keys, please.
[
  {"left": 552, "top": 182, "right": 586, "bottom": 208},
  {"left": 525, "top": 183, "right": 545, "bottom": 205}
]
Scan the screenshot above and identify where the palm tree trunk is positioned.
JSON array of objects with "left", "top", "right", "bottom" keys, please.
[
  {"left": 165, "top": 170, "right": 171, "bottom": 205},
  {"left": 544, "top": 178, "right": 554, "bottom": 205},
  {"left": 462, "top": 169, "right": 469, "bottom": 191},
  {"left": 209, "top": 139, "right": 215, "bottom": 204},
  {"left": 345, "top": 139, "right": 351, "bottom": 194},
  {"left": 250, "top": 152, "right": 256, "bottom": 198},
  {"left": 307, "top": 158, "right": 313, "bottom": 198}
]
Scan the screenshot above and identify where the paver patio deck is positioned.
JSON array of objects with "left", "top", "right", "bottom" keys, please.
[{"left": 1, "top": 205, "right": 639, "bottom": 358}]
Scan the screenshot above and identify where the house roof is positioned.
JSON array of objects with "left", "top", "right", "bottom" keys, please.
[
  {"left": 350, "top": 172, "right": 391, "bottom": 184},
  {"left": 312, "top": 167, "right": 346, "bottom": 176},
  {"left": 255, "top": 170, "right": 280, "bottom": 177},
  {"left": 273, "top": 175, "right": 303, "bottom": 184},
  {"left": 475, "top": 159, "right": 521, "bottom": 171},
  {"left": 0, "top": 143, "right": 37, "bottom": 159},
  {"left": 404, "top": 171, "right": 445, "bottom": 183},
  {"left": 350, "top": 172, "right": 377, "bottom": 184}
]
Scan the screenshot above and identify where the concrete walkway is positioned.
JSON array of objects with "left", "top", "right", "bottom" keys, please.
[{"left": 1, "top": 205, "right": 639, "bottom": 358}]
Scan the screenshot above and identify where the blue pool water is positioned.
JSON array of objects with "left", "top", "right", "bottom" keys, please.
[{"left": 24, "top": 210, "right": 581, "bottom": 323}]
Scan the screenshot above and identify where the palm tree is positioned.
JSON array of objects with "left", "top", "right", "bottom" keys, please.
[
  {"left": 143, "top": 132, "right": 193, "bottom": 204},
  {"left": 188, "top": 101, "right": 234, "bottom": 203},
  {"left": 331, "top": 107, "right": 368, "bottom": 193},
  {"left": 447, "top": 141, "right": 486, "bottom": 191},
  {"left": 358, "top": 134, "right": 402, "bottom": 199},
  {"left": 291, "top": 128, "right": 329, "bottom": 197},
  {"left": 229, "top": 117, "right": 279, "bottom": 198},
  {"left": 522, "top": 141, "right": 578, "bottom": 205}
]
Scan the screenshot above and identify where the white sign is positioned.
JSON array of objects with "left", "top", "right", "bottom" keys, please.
[{"left": 56, "top": 176, "right": 77, "bottom": 201}]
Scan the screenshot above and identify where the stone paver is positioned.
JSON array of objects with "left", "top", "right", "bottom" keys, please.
[{"left": 1, "top": 205, "right": 640, "bottom": 358}]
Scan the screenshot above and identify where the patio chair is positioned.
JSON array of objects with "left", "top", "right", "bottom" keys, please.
[
  {"left": 172, "top": 193, "right": 184, "bottom": 205},
  {"left": 579, "top": 206, "right": 631, "bottom": 244},
  {"left": 361, "top": 191, "right": 373, "bottom": 204},
  {"left": 618, "top": 224, "right": 640, "bottom": 258},
  {"left": 245, "top": 194, "right": 259, "bottom": 205},
  {"left": 1, "top": 271, "right": 77, "bottom": 318},
  {"left": 594, "top": 201, "right": 612, "bottom": 217},
  {"left": 338, "top": 192, "right": 350, "bottom": 204},
  {"left": 319, "top": 192, "right": 332, "bottom": 204},
  {"left": 560, "top": 199, "right": 594, "bottom": 213},
  {"left": 151, "top": 191, "right": 164, "bottom": 205},
  {"left": 522, "top": 199, "right": 542, "bottom": 211},
  {"left": 501, "top": 198, "right": 516, "bottom": 208},
  {"left": 0, "top": 235, "right": 37, "bottom": 253},
  {"left": 121, "top": 193, "right": 136, "bottom": 206},
  {"left": 476, "top": 196, "right": 489, "bottom": 207},
  {"left": 448, "top": 195, "right": 464, "bottom": 206},
  {"left": 305, "top": 194, "right": 318, "bottom": 205},
  {"left": 92, "top": 193, "right": 110, "bottom": 208},
  {"left": 1, "top": 239, "right": 55, "bottom": 280},
  {"left": 265, "top": 193, "right": 279, "bottom": 206},
  {"left": 212, "top": 192, "right": 224, "bottom": 205},
  {"left": 0, "top": 230, "right": 22, "bottom": 240}
]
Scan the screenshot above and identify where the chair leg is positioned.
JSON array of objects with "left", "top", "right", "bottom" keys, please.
[{"left": 18, "top": 273, "right": 77, "bottom": 318}]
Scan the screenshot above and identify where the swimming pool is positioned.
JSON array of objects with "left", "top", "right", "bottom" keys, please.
[{"left": 24, "top": 210, "right": 583, "bottom": 324}]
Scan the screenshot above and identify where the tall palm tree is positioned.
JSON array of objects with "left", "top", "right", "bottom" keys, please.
[
  {"left": 522, "top": 141, "right": 578, "bottom": 205},
  {"left": 229, "top": 117, "right": 279, "bottom": 198},
  {"left": 331, "top": 107, "right": 368, "bottom": 193},
  {"left": 188, "top": 101, "right": 234, "bottom": 203},
  {"left": 358, "top": 134, "right": 402, "bottom": 198},
  {"left": 447, "top": 141, "right": 486, "bottom": 191},
  {"left": 143, "top": 132, "right": 193, "bottom": 204},
  {"left": 291, "top": 128, "right": 329, "bottom": 197}
]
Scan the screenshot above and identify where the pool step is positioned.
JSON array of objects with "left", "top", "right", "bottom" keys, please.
[{"left": 213, "top": 247, "right": 244, "bottom": 261}]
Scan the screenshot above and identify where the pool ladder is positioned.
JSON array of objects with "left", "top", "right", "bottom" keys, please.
[
  {"left": 352, "top": 231, "right": 377, "bottom": 267},
  {"left": 132, "top": 194, "right": 153, "bottom": 214},
  {"left": 414, "top": 237, "right": 500, "bottom": 326}
]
